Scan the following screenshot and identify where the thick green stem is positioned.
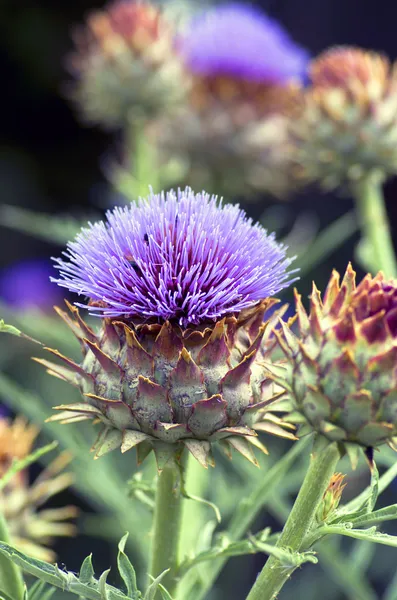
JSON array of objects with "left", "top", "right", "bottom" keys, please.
[
  {"left": 149, "top": 460, "right": 185, "bottom": 597},
  {"left": 246, "top": 443, "right": 340, "bottom": 600},
  {"left": 352, "top": 176, "right": 397, "bottom": 277},
  {"left": 0, "top": 512, "right": 24, "bottom": 600},
  {"left": 192, "top": 438, "right": 311, "bottom": 600}
]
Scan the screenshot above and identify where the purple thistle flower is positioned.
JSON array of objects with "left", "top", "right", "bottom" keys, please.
[
  {"left": 0, "top": 260, "right": 63, "bottom": 311},
  {"left": 179, "top": 3, "right": 309, "bottom": 83},
  {"left": 52, "top": 188, "right": 296, "bottom": 327}
]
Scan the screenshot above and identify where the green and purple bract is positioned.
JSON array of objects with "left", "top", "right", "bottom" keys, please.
[
  {"left": 53, "top": 188, "right": 295, "bottom": 326},
  {"left": 179, "top": 3, "right": 309, "bottom": 83}
]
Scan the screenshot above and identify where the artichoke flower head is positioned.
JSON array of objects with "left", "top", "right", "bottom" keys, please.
[
  {"left": 39, "top": 188, "right": 297, "bottom": 469},
  {"left": 269, "top": 264, "right": 397, "bottom": 466}
]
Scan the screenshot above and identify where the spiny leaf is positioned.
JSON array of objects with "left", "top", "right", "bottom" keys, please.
[
  {"left": 144, "top": 571, "right": 170, "bottom": 600},
  {"left": 348, "top": 504, "right": 397, "bottom": 528},
  {"left": 117, "top": 534, "right": 138, "bottom": 596},
  {"left": 0, "top": 319, "right": 42, "bottom": 345},
  {"left": 317, "top": 524, "right": 397, "bottom": 548},
  {"left": 0, "top": 441, "right": 58, "bottom": 491},
  {"left": 79, "top": 554, "right": 95, "bottom": 584},
  {"left": 0, "top": 542, "right": 134, "bottom": 600}
]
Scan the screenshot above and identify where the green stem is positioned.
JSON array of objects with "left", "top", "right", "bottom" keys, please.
[
  {"left": 352, "top": 176, "right": 397, "bottom": 277},
  {"left": 192, "top": 438, "right": 311, "bottom": 600},
  {"left": 149, "top": 460, "right": 185, "bottom": 598},
  {"left": 0, "top": 512, "right": 24, "bottom": 600},
  {"left": 246, "top": 443, "right": 340, "bottom": 600}
]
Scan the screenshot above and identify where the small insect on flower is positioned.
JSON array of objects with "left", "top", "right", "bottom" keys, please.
[{"left": 40, "top": 188, "right": 297, "bottom": 470}]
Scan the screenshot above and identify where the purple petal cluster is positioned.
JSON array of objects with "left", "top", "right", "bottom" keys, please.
[
  {"left": 179, "top": 3, "right": 309, "bottom": 83},
  {"left": 53, "top": 189, "right": 295, "bottom": 327}
]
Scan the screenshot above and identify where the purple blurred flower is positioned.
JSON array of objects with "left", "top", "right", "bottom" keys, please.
[
  {"left": 53, "top": 188, "right": 296, "bottom": 327},
  {"left": 179, "top": 3, "right": 309, "bottom": 83},
  {"left": 0, "top": 260, "right": 63, "bottom": 311}
]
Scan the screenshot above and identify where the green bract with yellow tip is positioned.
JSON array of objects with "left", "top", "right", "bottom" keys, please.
[{"left": 268, "top": 264, "right": 397, "bottom": 465}]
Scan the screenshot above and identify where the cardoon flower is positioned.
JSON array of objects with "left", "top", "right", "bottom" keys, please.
[
  {"left": 151, "top": 3, "right": 308, "bottom": 199},
  {"left": 293, "top": 47, "right": 397, "bottom": 189},
  {"left": 67, "top": 0, "right": 188, "bottom": 129},
  {"left": 179, "top": 3, "right": 308, "bottom": 83},
  {"left": 0, "top": 260, "right": 63, "bottom": 312},
  {"left": 268, "top": 264, "right": 397, "bottom": 466},
  {"left": 40, "top": 189, "right": 296, "bottom": 469},
  {"left": 0, "top": 417, "right": 77, "bottom": 561}
]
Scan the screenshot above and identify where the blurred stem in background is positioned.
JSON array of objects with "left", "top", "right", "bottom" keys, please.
[
  {"left": 114, "top": 119, "right": 159, "bottom": 201},
  {"left": 0, "top": 511, "right": 25, "bottom": 600},
  {"left": 352, "top": 176, "right": 397, "bottom": 277},
  {"left": 246, "top": 443, "right": 340, "bottom": 600}
]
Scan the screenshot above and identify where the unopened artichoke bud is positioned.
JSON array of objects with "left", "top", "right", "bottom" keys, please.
[
  {"left": 67, "top": 0, "right": 188, "bottom": 129},
  {"left": 268, "top": 264, "right": 397, "bottom": 465},
  {"left": 0, "top": 417, "right": 77, "bottom": 561},
  {"left": 151, "top": 3, "right": 308, "bottom": 199},
  {"left": 293, "top": 47, "right": 397, "bottom": 190},
  {"left": 316, "top": 473, "right": 346, "bottom": 522},
  {"left": 40, "top": 188, "right": 297, "bottom": 470}
]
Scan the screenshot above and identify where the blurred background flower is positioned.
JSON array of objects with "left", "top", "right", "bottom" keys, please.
[
  {"left": 151, "top": 2, "right": 308, "bottom": 199},
  {"left": 0, "top": 260, "right": 63, "bottom": 312}
]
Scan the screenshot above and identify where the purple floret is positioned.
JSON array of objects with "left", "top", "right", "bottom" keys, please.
[
  {"left": 179, "top": 3, "right": 308, "bottom": 83},
  {"left": 52, "top": 188, "right": 296, "bottom": 327}
]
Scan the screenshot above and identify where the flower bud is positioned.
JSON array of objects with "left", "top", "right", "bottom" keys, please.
[
  {"left": 68, "top": 1, "right": 188, "bottom": 128},
  {"left": 293, "top": 47, "right": 397, "bottom": 190},
  {"left": 268, "top": 264, "right": 397, "bottom": 464}
]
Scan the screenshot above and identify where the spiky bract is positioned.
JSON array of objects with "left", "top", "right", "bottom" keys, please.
[
  {"left": 293, "top": 47, "right": 397, "bottom": 190},
  {"left": 43, "top": 300, "right": 296, "bottom": 470},
  {"left": 269, "top": 265, "right": 397, "bottom": 465},
  {"left": 68, "top": 0, "right": 188, "bottom": 128},
  {"left": 0, "top": 417, "right": 77, "bottom": 561}
]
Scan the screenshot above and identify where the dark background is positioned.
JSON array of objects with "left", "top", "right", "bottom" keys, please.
[{"left": 2, "top": 1, "right": 397, "bottom": 598}]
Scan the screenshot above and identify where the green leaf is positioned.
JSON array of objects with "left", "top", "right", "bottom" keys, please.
[
  {"left": 0, "top": 319, "right": 42, "bottom": 346},
  {"left": 144, "top": 571, "right": 170, "bottom": 600},
  {"left": 0, "top": 442, "right": 58, "bottom": 491},
  {"left": 349, "top": 504, "right": 397, "bottom": 528},
  {"left": 117, "top": 534, "right": 138, "bottom": 596},
  {"left": 79, "top": 554, "right": 95, "bottom": 584},
  {"left": 342, "top": 458, "right": 397, "bottom": 516},
  {"left": 0, "top": 542, "right": 133, "bottom": 600},
  {"left": 27, "top": 581, "right": 56, "bottom": 600},
  {"left": 158, "top": 585, "right": 174, "bottom": 600},
  {"left": 0, "top": 590, "right": 19, "bottom": 600},
  {"left": 0, "top": 205, "right": 89, "bottom": 245},
  {"left": 319, "top": 524, "right": 397, "bottom": 548},
  {"left": 318, "top": 541, "right": 377, "bottom": 600},
  {"left": 296, "top": 210, "right": 358, "bottom": 276}
]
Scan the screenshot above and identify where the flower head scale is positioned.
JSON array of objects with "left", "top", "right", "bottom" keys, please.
[
  {"left": 53, "top": 189, "right": 295, "bottom": 327},
  {"left": 267, "top": 264, "right": 397, "bottom": 467},
  {"left": 292, "top": 46, "right": 397, "bottom": 189},
  {"left": 179, "top": 3, "right": 308, "bottom": 83}
]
